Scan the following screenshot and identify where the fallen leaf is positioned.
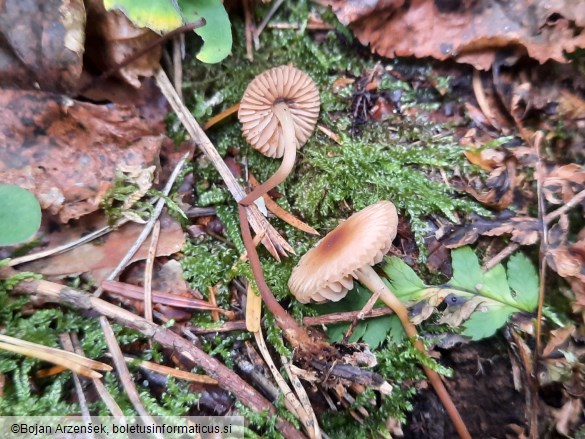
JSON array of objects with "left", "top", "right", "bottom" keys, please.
[
  {"left": 20, "top": 213, "right": 185, "bottom": 283},
  {"left": 327, "top": 0, "right": 585, "bottom": 70},
  {"left": 439, "top": 211, "right": 540, "bottom": 248},
  {"left": 85, "top": 0, "right": 162, "bottom": 88},
  {"left": 0, "top": 90, "right": 163, "bottom": 222},
  {"left": 0, "top": 0, "right": 85, "bottom": 93}
]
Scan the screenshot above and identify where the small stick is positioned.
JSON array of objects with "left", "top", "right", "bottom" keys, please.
[
  {"left": 186, "top": 320, "right": 247, "bottom": 334},
  {"left": 303, "top": 307, "right": 394, "bottom": 326},
  {"left": 248, "top": 173, "right": 319, "bottom": 236},
  {"left": 255, "top": 0, "right": 285, "bottom": 41},
  {"left": 282, "top": 355, "right": 321, "bottom": 439},
  {"left": 1, "top": 267, "right": 305, "bottom": 439},
  {"left": 8, "top": 222, "right": 122, "bottom": 267},
  {"left": 268, "top": 22, "right": 334, "bottom": 30},
  {"left": 99, "top": 317, "right": 163, "bottom": 439},
  {"left": 103, "top": 354, "right": 218, "bottom": 385},
  {"left": 144, "top": 220, "right": 160, "bottom": 323},
  {"left": 94, "top": 152, "right": 190, "bottom": 297},
  {"left": 60, "top": 333, "right": 94, "bottom": 437},
  {"left": 343, "top": 291, "right": 381, "bottom": 342},
  {"left": 243, "top": 0, "right": 255, "bottom": 61},
  {"left": 207, "top": 286, "right": 220, "bottom": 322},
  {"left": 253, "top": 327, "right": 318, "bottom": 439},
  {"left": 70, "top": 333, "right": 125, "bottom": 418},
  {"left": 482, "top": 187, "right": 585, "bottom": 272}
]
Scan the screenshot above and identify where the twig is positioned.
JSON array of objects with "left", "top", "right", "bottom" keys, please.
[
  {"left": 0, "top": 334, "right": 111, "bottom": 379},
  {"left": 155, "top": 68, "right": 294, "bottom": 260},
  {"left": 268, "top": 22, "right": 334, "bottom": 30},
  {"left": 255, "top": 0, "right": 285, "bottom": 42},
  {"left": 303, "top": 307, "right": 394, "bottom": 326},
  {"left": 70, "top": 332, "right": 125, "bottom": 418},
  {"left": 103, "top": 354, "right": 218, "bottom": 385},
  {"left": 144, "top": 221, "right": 160, "bottom": 323},
  {"left": 99, "top": 316, "right": 160, "bottom": 437},
  {"left": 172, "top": 35, "right": 184, "bottom": 101},
  {"left": 282, "top": 355, "right": 321, "bottom": 439},
  {"left": 482, "top": 186, "right": 585, "bottom": 272},
  {"left": 101, "top": 280, "right": 224, "bottom": 313},
  {"left": 185, "top": 320, "right": 247, "bottom": 334},
  {"left": 1, "top": 267, "right": 306, "bottom": 439},
  {"left": 60, "top": 333, "right": 94, "bottom": 438},
  {"left": 94, "top": 153, "right": 190, "bottom": 297},
  {"left": 243, "top": 0, "right": 255, "bottom": 60},
  {"left": 254, "top": 328, "right": 319, "bottom": 439},
  {"left": 7, "top": 222, "right": 123, "bottom": 267},
  {"left": 343, "top": 291, "right": 381, "bottom": 342}
]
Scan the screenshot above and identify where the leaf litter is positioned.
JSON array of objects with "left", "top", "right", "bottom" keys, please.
[{"left": 1, "top": 0, "right": 585, "bottom": 437}]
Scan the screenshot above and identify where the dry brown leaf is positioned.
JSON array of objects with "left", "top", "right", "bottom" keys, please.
[
  {"left": 543, "top": 164, "right": 585, "bottom": 205},
  {"left": 464, "top": 158, "right": 517, "bottom": 210},
  {"left": 0, "top": 0, "right": 85, "bottom": 93},
  {"left": 20, "top": 213, "right": 185, "bottom": 283},
  {"left": 0, "top": 90, "right": 163, "bottom": 222},
  {"left": 84, "top": 0, "right": 162, "bottom": 88},
  {"left": 439, "top": 211, "right": 540, "bottom": 248},
  {"left": 327, "top": 0, "right": 585, "bottom": 70}
]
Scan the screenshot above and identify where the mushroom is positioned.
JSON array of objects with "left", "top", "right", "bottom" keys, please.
[
  {"left": 238, "top": 65, "right": 320, "bottom": 206},
  {"left": 288, "top": 201, "right": 471, "bottom": 439}
]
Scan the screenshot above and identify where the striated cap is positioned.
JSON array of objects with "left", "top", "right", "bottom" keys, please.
[
  {"left": 288, "top": 201, "right": 398, "bottom": 303},
  {"left": 238, "top": 65, "right": 320, "bottom": 158}
]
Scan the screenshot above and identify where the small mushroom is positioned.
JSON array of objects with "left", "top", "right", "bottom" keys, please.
[
  {"left": 288, "top": 201, "right": 471, "bottom": 439},
  {"left": 238, "top": 65, "right": 320, "bottom": 205}
]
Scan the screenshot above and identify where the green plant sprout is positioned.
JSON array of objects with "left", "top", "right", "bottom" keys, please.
[{"left": 103, "top": 0, "right": 232, "bottom": 63}]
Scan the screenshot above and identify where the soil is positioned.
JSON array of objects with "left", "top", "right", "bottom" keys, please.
[{"left": 405, "top": 337, "right": 533, "bottom": 438}]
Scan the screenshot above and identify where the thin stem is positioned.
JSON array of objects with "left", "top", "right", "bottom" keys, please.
[
  {"left": 237, "top": 205, "right": 308, "bottom": 348},
  {"left": 356, "top": 265, "right": 472, "bottom": 439},
  {"left": 240, "top": 103, "right": 297, "bottom": 206}
]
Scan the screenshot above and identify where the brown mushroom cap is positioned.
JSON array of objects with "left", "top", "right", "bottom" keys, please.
[
  {"left": 238, "top": 65, "right": 320, "bottom": 158},
  {"left": 288, "top": 201, "right": 398, "bottom": 304}
]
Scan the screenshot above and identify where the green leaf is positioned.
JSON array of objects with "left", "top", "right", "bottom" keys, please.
[
  {"left": 103, "top": 0, "right": 183, "bottom": 33},
  {"left": 480, "top": 263, "right": 515, "bottom": 305},
  {"left": 507, "top": 253, "right": 538, "bottom": 311},
  {"left": 0, "top": 185, "right": 41, "bottom": 246},
  {"left": 382, "top": 257, "right": 427, "bottom": 301},
  {"left": 178, "top": 0, "right": 232, "bottom": 63},
  {"left": 450, "top": 247, "right": 483, "bottom": 291},
  {"left": 462, "top": 303, "right": 516, "bottom": 340}
]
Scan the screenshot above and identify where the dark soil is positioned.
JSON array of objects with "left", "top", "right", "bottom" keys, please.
[{"left": 405, "top": 337, "right": 536, "bottom": 438}]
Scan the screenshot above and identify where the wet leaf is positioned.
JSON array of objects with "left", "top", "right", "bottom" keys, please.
[
  {"left": 0, "top": 90, "right": 163, "bottom": 222},
  {"left": 178, "top": 0, "right": 233, "bottom": 64},
  {"left": 0, "top": 185, "right": 42, "bottom": 246},
  {"left": 327, "top": 0, "right": 585, "bottom": 70},
  {"left": 0, "top": 0, "right": 85, "bottom": 93}
]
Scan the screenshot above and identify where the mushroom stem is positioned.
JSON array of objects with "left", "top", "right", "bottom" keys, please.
[
  {"left": 239, "top": 102, "right": 298, "bottom": 206},
  {"left": 356, "top": 265, "right": 472, "bottom": 439}
]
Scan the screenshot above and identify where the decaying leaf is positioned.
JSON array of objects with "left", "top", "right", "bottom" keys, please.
[
  {"left": 439, "top": 211, "right": 540, "bottom": 248},
  {"left": 85, "top": 0, "right": 162, "bottom": 88},
  {"left": 327, "top": 0, "right": 585, "bottom": 70},
  {"left": 20, "top": 213, "right": 185, "bottom": 283},
  {"left": 0, "top": 90, "right": 163, "bottom": 222},
  {"left": 543, "top": 164, "right": 585, "bottom": 205},
  {"left": 0, "top": 0, "right": 85, "bottom": 93}
]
